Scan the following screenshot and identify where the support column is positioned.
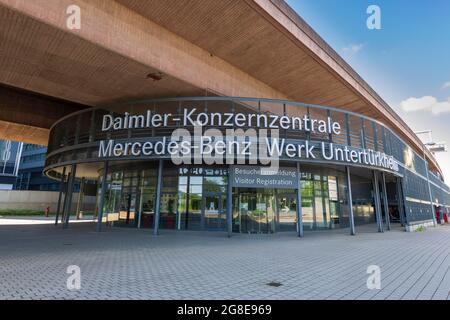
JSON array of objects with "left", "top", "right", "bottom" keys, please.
[
  {"left": 76, "top": 177, "right": 85, "bottom": 220},
  {"left": 153, "top": 159, "right": 163, "bottom": 236},
  {"left": 227, "top": 165, "right": 233, "bottom": 238},
  {"left": 399, "top": 177, "right": 408, "bottom": 226},
  {"left": 137, "top": 169, "right": 144, "bottom": 229},
  {"left": 381, "top": 172, "right": 391, "bottom": 231},
  {"left": 96, "top": 161, "right": 109, "bottom": 232},
  {"left": 296, "top": 162, "right": 304, "bottom": 237},
  {"left": 423, "top": 147, "right": 437, "bottom": 226},
  {"left": 346, "top": 166, "right": 356, "bottom": 235},
  {"left": 372, "top": 171, "right": 384, "bottom": 233},
  {"left": 397, "top": 179, "right": 405, "bottom": 227},
  {"left": 61, "top": 172, "right": 71, "bottom": 224},
  {"left": 54, "top": 166, "right": 66, "bottom": 225},
  {"left": 63, "top": 164, "right": 77, "bottom": 229}
]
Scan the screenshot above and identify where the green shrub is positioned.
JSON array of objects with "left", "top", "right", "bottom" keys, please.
[
  {"left": 415, "top": 225, "right": 426, "bottom": 232},
  {"left": 0, "top": 209, "right": 54, "bottom": 216}
]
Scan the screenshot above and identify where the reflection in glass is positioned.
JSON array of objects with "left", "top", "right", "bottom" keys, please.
[
  {"left": 138, "top": 169, "right": 156, "bottom": 228},
  {"left": 204, "top": 194, "right": 226, "bottom": 230},
  {"left": 177, "top": 168, "right": 227, "bottom": 231},
  {"left": 237, "top": 191, "right": 276, "bottom": 234},
  {"left": 300, "top": 171, "right": 340, "bottom": 230},
  {"left": 276, "top": 193, "right": 297, "bottom": 232}
]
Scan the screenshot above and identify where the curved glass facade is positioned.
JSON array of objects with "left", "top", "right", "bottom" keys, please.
[
  {"left": 94, "top": 162, "right": 360, "bottom": 233},
  {"left": 45, "top": 97, "right": 450, "bottom": 233}
]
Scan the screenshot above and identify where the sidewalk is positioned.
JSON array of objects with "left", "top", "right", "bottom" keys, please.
[
  {"left": 0, "top": 222, "right": 449, "bottom": 299},
  {"left": 0, "top": 215, "right": 95, "bottom": 225}
]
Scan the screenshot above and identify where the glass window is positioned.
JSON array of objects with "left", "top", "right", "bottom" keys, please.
[{"left": 203, "top": 176, "right": 226, "bottom": 192}]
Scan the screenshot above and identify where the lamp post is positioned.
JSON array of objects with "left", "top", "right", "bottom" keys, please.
[{"left": 414, "top": 130, "right": 447, "bottom": 227}]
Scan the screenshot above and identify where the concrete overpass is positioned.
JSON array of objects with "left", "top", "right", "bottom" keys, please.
[{"left": 0, "top": 0, "right": 442, "bottom": 174}]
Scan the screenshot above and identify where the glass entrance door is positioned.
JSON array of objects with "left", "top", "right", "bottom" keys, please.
[
  {"left": 276, "top": 193, "right": 297, "bottom": 232},
  {"left": 117, "top": 171, "right": 139, "bottom": 227},
  {"left": 203, "top": 193, "right": 226, "bottom": 231},
  {"left": 238, "top": 192, "right": 276, "bottom": 234}
]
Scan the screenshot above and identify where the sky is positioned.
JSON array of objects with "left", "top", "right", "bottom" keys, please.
[{"left": 286, "top": 0, "right": 450, "bottom": 181}]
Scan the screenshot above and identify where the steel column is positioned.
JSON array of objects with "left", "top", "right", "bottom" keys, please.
[
  {"left": 360, "top": 118, "right": 366, "bottom": 149},
  {"left": 345, "top": 114, "right": 351, "bottom": 146},
  {"left": 425, "top": 165, "right": 437, "bottom": 226},
  {"left": 381, "top": 172, "right": 391, "bottom": 231},
  {"left": 137, "top": 169, "right": 144, "bottom": 229},
  {"left": 54, "top": 166, "right": 66, "bottom": 226},
  {"left": 397, "top": 178, "right": 405, "bottom": 226},
  {"left": 346, "top": 166, "right": 356, "bottom": 235},
  {"left": 400, "top": 177, "right": 409, "bottom": 226},
  {"left": 75, "top": 177, "right": 85, "bottom": 220},
  {"left": 61, "top": 172, "right": 71, "bottom": 224},
  {"left": 96, "top": 161, "right": 109, "bottom": 232},
  {"left": 63, "top": 164, "right": 77, "bottom": 229},
  {"left": 296, "top": 162, "right": 304, "bottom": 237},
  {"left": 372, "top": 171, "right": 384, "bottom": 232},
  {"left": 153, "top": 159, "right": 163, "bottom": 236},
  {"left": 422, "top": 145, "right": 437, "bottom": 226},
  {"left": 227, "top": 165, "right": 233, "bottom": 237}
]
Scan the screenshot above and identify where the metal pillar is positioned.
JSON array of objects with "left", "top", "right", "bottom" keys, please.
[
  {"left": 296, "top": 162, "right": 304, "bottom": 237},
  {"left": 153, "top": 159, "right": 163, "bottom": 236},
  {"left": 75, "top": 177, "right": 85, "bottom": 220},
  {"left": 96, "top": 161, "right": 109, "bottom": 232},
  {"left": 423, "top": 146, "right": 437, "bottom": 226},
  {"left": 372, "top": 171, "right": 384, "bottom": 233},
  {"left": 61, "top": 172, "right": 71, "bottom": 224},
  {"left": 426, "top": 174, "right": 437, "bottom": 226},
  {"left": 381, "top": 172, "right": 391, "bottom": 231},
  {"left": 63, "top": 164, "right": 77, "bottom": 229},
  {"left": 55, "top": 166, "right": 66, "bottom": 225},
  {"left": 399, "top": 177, "right": 409, "bottom": 226},
  {"left": 137, "top": 169, "right": 144, "bottom": 229},
  {"left": 397, "top": 178, "right": 405, "bottom": 227},
  {"left": 346, "top": 166, "right": 356, "bottom": 235},
  {"left": 320, "top": 175, "right": 328, "bottom": 227},
  {"left": 227, "top": 165, "right": 233, "bottom": 237}
]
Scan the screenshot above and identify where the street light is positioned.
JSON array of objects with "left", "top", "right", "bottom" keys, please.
[
  {"left": 414, "top": 129, "right": 446, "bottom": 227},
  {"left": 427, "top": 143, "right": 447, "bottom": 153},
  {"left": 414, "top": 130, "right": 447, "bottom": 154}
]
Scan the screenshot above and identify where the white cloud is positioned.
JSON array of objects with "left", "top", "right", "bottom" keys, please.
[
  {"left": 432, "top": 99, "right": 450, "bottom": 114},
  {"left": 400, "top": 96, "right": 450, "bottom": 114},
  {"left": 342, "top": 43, "right": 364, "bottom": 55},
  {"left": 442, "top": 82, "right": 450, "bottom": 90},
  {"left": 400, "top": 96, "right": 436, "bottom": 112}
]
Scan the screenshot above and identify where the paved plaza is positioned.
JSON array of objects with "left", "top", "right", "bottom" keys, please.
[{"left": 0, "top": 220, "right": 449, "bottom": 300}]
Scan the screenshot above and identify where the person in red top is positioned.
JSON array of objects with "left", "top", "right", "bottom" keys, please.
[{"left": 436, "top": 208, "right": 441, "bottom": 224}]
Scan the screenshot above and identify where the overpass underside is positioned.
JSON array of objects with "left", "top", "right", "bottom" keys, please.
[{"left": 0, "top": 0, "right": 440, "bottom": 173}]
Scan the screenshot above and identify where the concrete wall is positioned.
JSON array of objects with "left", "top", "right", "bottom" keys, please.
[{"left": 0, "top": 190, "right": 96, "bottom": 213}]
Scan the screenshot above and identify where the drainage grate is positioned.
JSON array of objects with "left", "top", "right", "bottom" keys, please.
[{"left": 266, "top": 281, "right": 282, "bottom": 287}]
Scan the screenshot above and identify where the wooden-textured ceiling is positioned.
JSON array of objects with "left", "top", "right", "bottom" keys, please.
[
  {"left": 117, "top": 0, "right": 371, "bottom": 116},
  {"left": 114, "top": 0, "right": 441, "bottom": 173},
  {"left": 0, "top": 5, "right": 203, "bottom": 107},
  {"left": 0, "top": 0, "right": 441, "bottom": 173}
]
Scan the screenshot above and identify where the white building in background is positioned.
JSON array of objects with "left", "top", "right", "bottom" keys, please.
[{"left": 0, "top": 140, "right": 23, "bottom": 190}]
